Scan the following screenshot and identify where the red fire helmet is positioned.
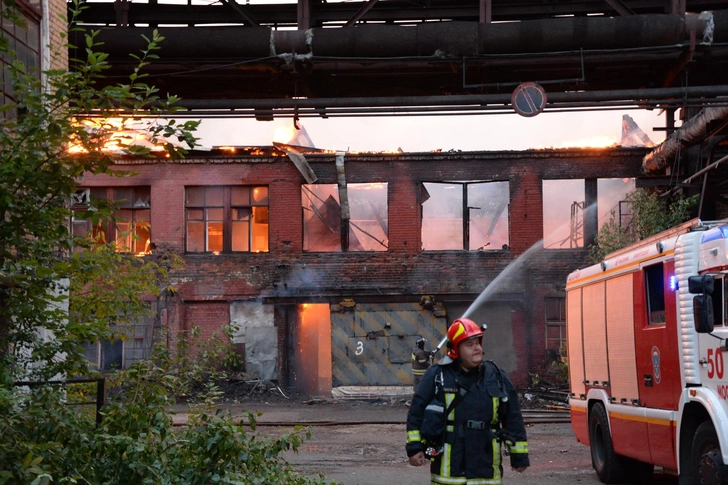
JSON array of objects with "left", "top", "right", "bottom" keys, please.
[{"left": 447, "top": 318, "right": 484, "bottom": 359}]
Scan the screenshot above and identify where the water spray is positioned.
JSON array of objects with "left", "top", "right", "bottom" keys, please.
[{"left": 430, "top": 240, "right": 546, "bottom": 357}]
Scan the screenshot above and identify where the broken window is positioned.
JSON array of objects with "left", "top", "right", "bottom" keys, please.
[
  {"left": 82, "top": 309, "right": 155, "bottom": 371},
  {"left": 421, "top": 181, "right": 509, "bottom": 251},
  {"left": 545, "top": 297, "right": 566, "bottom": 354},
  {"left": 543, "top": 179, "right": 585, "bottom": 249},
  {"left": 597, "top": 178, "right": 635, "bottom": 233},
  {"left": 302, "top": 183, "right": 388, "bottom": 252},
  {"left": 72, "top": 187, "right": 152, "bottom": 255},
  {"left": 185, "top": 186, "right": 269, "bottom": 253}
]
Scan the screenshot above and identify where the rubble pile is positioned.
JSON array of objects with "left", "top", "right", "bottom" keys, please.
[{"left": 519, "top": 385, "right": 570, "bottom": 410}]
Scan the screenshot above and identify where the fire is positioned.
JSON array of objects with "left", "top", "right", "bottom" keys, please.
[
  {"left": 272, "top": 124, "right": 297, "bottom": 144},
  {"left": 66, "top": 118, "right": 179, "bottom": 155}
]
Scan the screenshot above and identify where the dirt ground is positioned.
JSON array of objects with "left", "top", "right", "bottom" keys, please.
[
  {"left": 172, "top": 386, "right": 681, "bottom": 485},
  {"left": 277, "top": 415, "right": 680, "bottom": 485}
]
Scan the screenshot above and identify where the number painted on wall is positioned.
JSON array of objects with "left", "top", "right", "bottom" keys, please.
[
  {"left": 356, "top": 341, "right": 364, "bottom": 356},
  {"left": 707, "top": 348, "right": 725, "bottom": 380}
]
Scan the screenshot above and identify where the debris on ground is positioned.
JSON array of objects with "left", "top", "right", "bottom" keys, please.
[{"left": 519, "top": 384, "right": 570, "bottom": 410}]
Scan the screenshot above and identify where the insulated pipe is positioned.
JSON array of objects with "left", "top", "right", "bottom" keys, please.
[
  {"left": 75, "top": 11, "right": 723, "bottom": 60},
  {"left": 172, "top": 85, "right": 728, "bottom": 110},
  {"left": 642, "top": 106, "right": 728, "bottom": 173}
]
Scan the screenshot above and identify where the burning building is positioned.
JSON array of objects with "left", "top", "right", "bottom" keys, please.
[{"left": 74, "top": 146, "right": 648, "bottom": 396}]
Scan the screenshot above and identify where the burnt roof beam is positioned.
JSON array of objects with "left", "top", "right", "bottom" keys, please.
[
  {"left": 219, "top": 0, "right": 259, "bottom": 27},
  {"left": 604, "top": 0, "right": 636, "bottom": 15}
]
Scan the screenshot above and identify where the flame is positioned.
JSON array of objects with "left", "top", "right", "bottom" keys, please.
[
  {"left": 272, "top": 124, "right": 297, "bottom": 144},
  {"left": 66, "top": 118, "right": 181, "bottom": 155},
  {"left": 539, "top": 136, "right": 618, "bottom": 149}
]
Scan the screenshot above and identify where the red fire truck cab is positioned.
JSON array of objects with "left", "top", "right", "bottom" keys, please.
[{"left": 566, "top": 219, "right": 728, "bottom": 485}]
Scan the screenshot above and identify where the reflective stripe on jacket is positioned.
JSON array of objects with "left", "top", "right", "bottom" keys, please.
[{"left": 412, "top": 348, "right": 431, "bottom": 376}]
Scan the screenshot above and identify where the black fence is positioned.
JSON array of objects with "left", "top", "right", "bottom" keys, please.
[{"left": 13, "top": 377, "right": 106, "bottom": 425}]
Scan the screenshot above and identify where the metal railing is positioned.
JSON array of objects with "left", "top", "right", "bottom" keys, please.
[{"left": 13, "top": 377, "right": 106, "bottom": 425}]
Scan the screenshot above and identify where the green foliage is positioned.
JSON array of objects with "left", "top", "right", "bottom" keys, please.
[
  {"left": 153, "top": 325, "right": 245, "bottom": 400},
  {"left": 0, "top": 3, "right": 331, "bottom": 484},
  {"left": 588, "top": 188, "right": 698, "bottom": 263},
  {"left": 0, "top": 0, "right": 199, "bottom": 381},
  {"left": 0, "top": 361, "right": 333, "bottom": 485}
]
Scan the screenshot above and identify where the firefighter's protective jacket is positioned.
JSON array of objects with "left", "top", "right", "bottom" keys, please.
[
  {"left": 411, "top": 347, "right": 431, "bottom": 377},
  {"left": 406, "top": 360, "right": 529, "bottom": 485}
]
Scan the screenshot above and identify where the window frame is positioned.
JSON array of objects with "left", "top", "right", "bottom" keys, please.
[
  {"left": 185, "top": 185, "right": 269, "bottom": 254},
  {"left": 542, "top": 178, "right": 586, "bottom": 249},
  {"left": 83, "top": 339, "right": 125, "bottom": 372},
  {"left": 71, "top": 186, "right": 152, "bottom": 254},
  {"left": 544, "top": 296, "right": 566, "bottom": 357},
  {"left": 301, "top": 182, "right": 389, "bottom": 253},
  {"left": 421, "top": 180, "right": 510, "bottom": 251},
  {"left": 644, "top": 262, "right": 666, "bottom": 326},
  {"left": 1, "top": 0, "right": 41, "bottom": 119}
]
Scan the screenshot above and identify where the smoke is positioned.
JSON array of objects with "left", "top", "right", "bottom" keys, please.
[{"left": 460, "top": 241, "right": 544, "bottom": 320}]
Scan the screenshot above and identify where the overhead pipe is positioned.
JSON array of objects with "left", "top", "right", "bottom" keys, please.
[
  {"left": 171, "top": 85, "right": 728, "bottom": 110},
  {"left": 74, "top": 11, "right": 722, "bottom": 61},
  {"left": 642, "top": 105, "right": 728, "bottom": 173}
]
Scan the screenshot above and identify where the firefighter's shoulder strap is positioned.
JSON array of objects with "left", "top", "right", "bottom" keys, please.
[
  {"left": 484, "top": 359, "right": 508, "bottom": 421},
  {"left": 420, "top": 365, "right": 470, "bottom": 443}
]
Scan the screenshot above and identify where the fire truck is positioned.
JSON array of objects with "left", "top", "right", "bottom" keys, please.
[{"left": 566, "top": 219, "right": 728, "bottom": 485}]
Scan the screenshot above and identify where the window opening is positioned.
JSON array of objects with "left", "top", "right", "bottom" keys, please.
[
  {"left": 644, "top": 263, "right": 666, "bottom": 325},
  {"left": 421, "top": 181, "right": 509, "bottom": 251},
  {"left": 710, "top": 275, "right": 726, "bottom": 328},
  {"left": 543, "top": 179, "right": 585, "bottom": 248},
  {"left": 302, "top": 183, "right": 388, "bottom": 252},
  {"left": 186, "top": 186, "right": 268, "bottom": 253},
  {"left": 544, "top": 297, "right": 566, "bottom": 367},
  {"left": 1, "top": 2, "right": 41, "bottom": 120},
  {"left": 597, "top": 178, "right": 636, "bottom": 233},
  {"left": 72, "top": 187, "right": 152, "bottom": 255}
]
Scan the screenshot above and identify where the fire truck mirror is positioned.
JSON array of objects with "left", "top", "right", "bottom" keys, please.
[
  {"left": 693, "top": 294, "right": 715, "bottom": 334},
  {"left": 688, "top": 275, "right": 715, "bottom": 295}
]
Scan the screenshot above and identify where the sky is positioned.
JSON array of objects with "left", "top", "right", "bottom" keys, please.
[{"left": 191, "top": 108, "right": 668, "bottom": 152}]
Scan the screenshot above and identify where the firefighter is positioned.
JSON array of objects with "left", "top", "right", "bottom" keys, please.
[
  {"left": 405, "top": 318, "right": 529, "bottom": 485},
  {"left": 411, "top": 337, "right": 432, "bottom": 392}
]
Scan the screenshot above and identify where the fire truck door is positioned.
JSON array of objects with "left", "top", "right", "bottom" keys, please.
[{"left": 633, "top": 260, "right": 680, "bottom": 468}]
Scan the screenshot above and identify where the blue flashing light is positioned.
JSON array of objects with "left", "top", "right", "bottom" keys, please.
[
  {"left": 669, "top": 275, "right": 679, "bottom": 291},
  {"left": 701, "top": 226, "right": 728, "bottom": 243}
]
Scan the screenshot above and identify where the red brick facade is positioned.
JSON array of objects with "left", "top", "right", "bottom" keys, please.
[{"left": 78, "top": 147, "right": 647, "bottom": 389}]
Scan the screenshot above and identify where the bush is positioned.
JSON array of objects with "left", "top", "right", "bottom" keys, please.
[
  {"left": 589, "top": 189, "right": 698, "bottom": 263},
  {"left": 0, "top": 361, "right": 334, "bottom": 485}
]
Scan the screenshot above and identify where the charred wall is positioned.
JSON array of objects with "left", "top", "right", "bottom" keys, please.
[{"left": 79, "top": 147, "right": 647, "bottom": 388}]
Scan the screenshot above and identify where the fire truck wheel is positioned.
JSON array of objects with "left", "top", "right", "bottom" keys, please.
[
  {"left": 589, "top": 402, "right": 625, "bottom": 484},
  {"left": 692, "top": 421, "right": 725, "bottom": 485}
]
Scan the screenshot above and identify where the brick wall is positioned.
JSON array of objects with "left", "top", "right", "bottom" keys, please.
[
  {"left": 48, "top": 0, "right": 67, "bottom": 70},
  {"left": 184, "top": 301, "right": 231, "bottom": 358},
  {"left": 79, "top": 147, "right": 648, "bottom": 387}
]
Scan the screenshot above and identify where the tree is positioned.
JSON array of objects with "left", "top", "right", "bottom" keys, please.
[
  {"left": 0, "top": 3, "right": 333, "bottom": 483},
  {"left": 588, "top": 188, "right": 698, "bottom": 263}
]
